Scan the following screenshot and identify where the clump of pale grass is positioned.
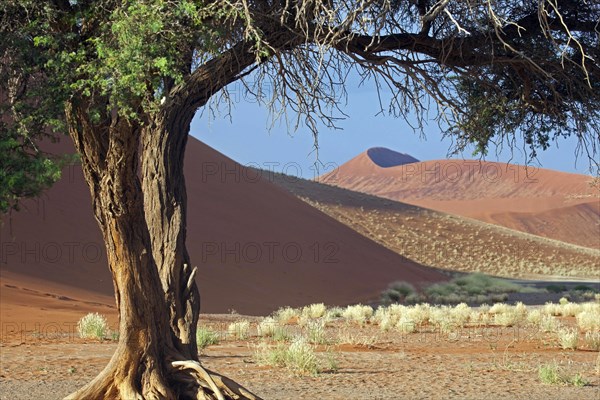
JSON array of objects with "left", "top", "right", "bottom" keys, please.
[
  {"left": 396, "top": 315, "right": 417, "bottom": 333},
  {"left": 538, "top": 362, "right": 587, "bottom": 386},
  {"left": 228, "top": 320, "right": 250, "bottom": 340},
  {"left": 449, "top": 303, "right": 471, "bottom": 327},
  {"left": 254, "top": 337, "right": 320, "bottom": 375},
  {"left": 257, "top": 317, "right": 278, "bottom": 337},
  {"left": 527, "top": 309, "right": 544, "bottom": 326},
  {"left": 576, "top": 310, "right": 600, "bottom": 332},
  {"left": 559, "top": 302, "right": 581, "bottom": 317},
  {"left": 543, "top": 302, "right": 561, "bottom": 316},
  {"left": 77, "top": 313, "right": 109, "bottom": 340},
  {"left": 492, "top": 303, "right": 527, "bottom": 327},
  {"left": 540, "top": 315, "right": 561, "bottom": 333},
  {"left": 337, "top": 330, "right": 378, "bottom": 347},
  {"left": 558, "top": 297, "right": 570, "bottom": 305},
  {"left": 342, "top": 304, "right": 373, "bottom": 324},
  {"left": 538, "top": 363, "right": 562, "bottom": 385},
  {"left": 325, "top": 307, "right": 344, "bottom": 319},
  {"left": 302, "top": 303, "right": 327, "bottom": 319},
  {"left": 305, "top": 320, "right": 328, "bottom": 344},
  {"left": 373, "top": 306, "right": 402, "bottom": 331},
  {"left": 406, "top": 304, "right": 431, "bottom": 326},
  {"left": 196, "top": 326, "right": 220, "bottom": 349},
  {"left": 584, "top": 331, "right": 600, "bottom": 351},
  {"left": 489, "top": 303, "right": 510, "bottom": 315},
  {"left": 557, "top": 328, "right": 579, "bottom": 350},
  {"left": 275, "top": 307, "right": 300, "bottom": 324}
]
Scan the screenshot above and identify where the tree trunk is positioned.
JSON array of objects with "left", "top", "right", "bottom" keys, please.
[
  {"left": 64, "top": 102, "right": 259, "bottom": 399},
  {"left": 141, "top": 107, "right": 200, "bottom": 360},
  {"left": 63, "top": 103, "right": 177, "bottom": 398}
]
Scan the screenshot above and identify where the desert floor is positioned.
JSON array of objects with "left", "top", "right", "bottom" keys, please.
[{"left": 1, "top": 313, "right": 598, "bottom": 400}]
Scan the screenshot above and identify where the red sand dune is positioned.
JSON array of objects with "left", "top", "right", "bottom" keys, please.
[
  {"left": 0, "top": 138, "right": 445, "bottom": 326},
  {"left": 319, "top": 148, "right": 599, "bottom": 249}
]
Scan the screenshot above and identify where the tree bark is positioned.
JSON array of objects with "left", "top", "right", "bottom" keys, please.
[
  {"left": 63, "top": 101, "right": 260, "bottom": 399},
  {"left": 64, "top": 102, "right": 177, "bottom": 398},
  {"left": 141, "top": 107, "right": 200, "bottom": 360}
]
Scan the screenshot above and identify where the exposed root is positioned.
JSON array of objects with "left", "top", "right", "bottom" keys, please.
[
  {"left": 183, "top": 265, "right": 198, "bottom": 297},
  {"left": 172, "top": 360, "right": 225, "bottom": 400},
  {"left": 172, "top": 360, "right": 261, "bottom": 400}
]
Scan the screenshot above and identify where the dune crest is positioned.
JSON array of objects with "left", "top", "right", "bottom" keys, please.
[{"left": 319, "top": 149, "right": 599, "bottom": 249}]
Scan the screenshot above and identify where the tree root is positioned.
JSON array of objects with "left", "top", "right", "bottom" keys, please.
[{"left": 172, "top": 359, "right": 262, "bottom": 400}]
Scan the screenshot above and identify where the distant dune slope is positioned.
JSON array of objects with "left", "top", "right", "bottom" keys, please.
[
  {"left": 0, "top": 138, "right": 445, "bottom": 324},
  {"left": 319, "top": 149, "right": 599, "bottom": 249},
  {"left": 272, "top": 172, "right": 600, "bottom": 280}
]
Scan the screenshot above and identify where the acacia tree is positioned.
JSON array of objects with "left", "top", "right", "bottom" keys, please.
[{"left": 1, "top": 0, "right": 598, "bottom": 398}]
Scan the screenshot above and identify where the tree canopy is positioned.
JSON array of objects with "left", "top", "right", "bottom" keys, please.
[
  {"left": 2, "top": 2, "right": 599, "bottom": 211},
  {"left": 1, "top": 0, "right": 599, "bottom": 398}
]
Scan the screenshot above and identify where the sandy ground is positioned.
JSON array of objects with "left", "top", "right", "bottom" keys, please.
[{"left": 1, "top": 314, "right": 598, "bottom": 400}]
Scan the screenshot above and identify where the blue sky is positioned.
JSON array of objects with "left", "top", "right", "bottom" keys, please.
[{"left": 191, "top": 79, "right": 595, "bottom": 179}]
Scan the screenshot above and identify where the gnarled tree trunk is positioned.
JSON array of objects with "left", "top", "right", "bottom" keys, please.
[
  {"left": 141, "top": 107, "right": 200, "bottom": 361},
  {"left": 64, "top": 101, "right": 259, "bottom": 399}
]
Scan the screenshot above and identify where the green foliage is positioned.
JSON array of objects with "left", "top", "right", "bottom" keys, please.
[
  {"left": 538, "top": 362, "right": 588, "bottom": 387},
  {"left": 2, "top": 0, "right": 598, "bottom": 212},
  {"left": 0, "top": 127, "right": 73, "bottom": 213},
  {"left": 546, "top": 284, "right": 567, "bottom": 294},
  {"left": 423, "top": 273, "right": 528, "bottom": 305},
  {"left": 538, "top": 363, "right": 562, "bottom": 385},
  {"left": 381, "top": 281, "right": 416, "bottom": 304}
]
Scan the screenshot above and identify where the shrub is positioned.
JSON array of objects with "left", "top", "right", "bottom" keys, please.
[
  {"left": 227, "top": 320, "right": 250, "bottom": 340},
  {"left": 573, "top": 284, "right": 596, "bottom": 293},
  {"left": 454, "top": 273, "right": 522, "bottom": 295},
  {"left": 77, "top": 313, "right": 109, "bottom": 339},
  {"left": 545, "top": 284, "right": 567, "bottom": 293},
  {"left": 381, "top": 281, "right": 415, "bottom": 304},
  {"left": 196, "top": 326, "right": 220, "bottom": 349}
]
